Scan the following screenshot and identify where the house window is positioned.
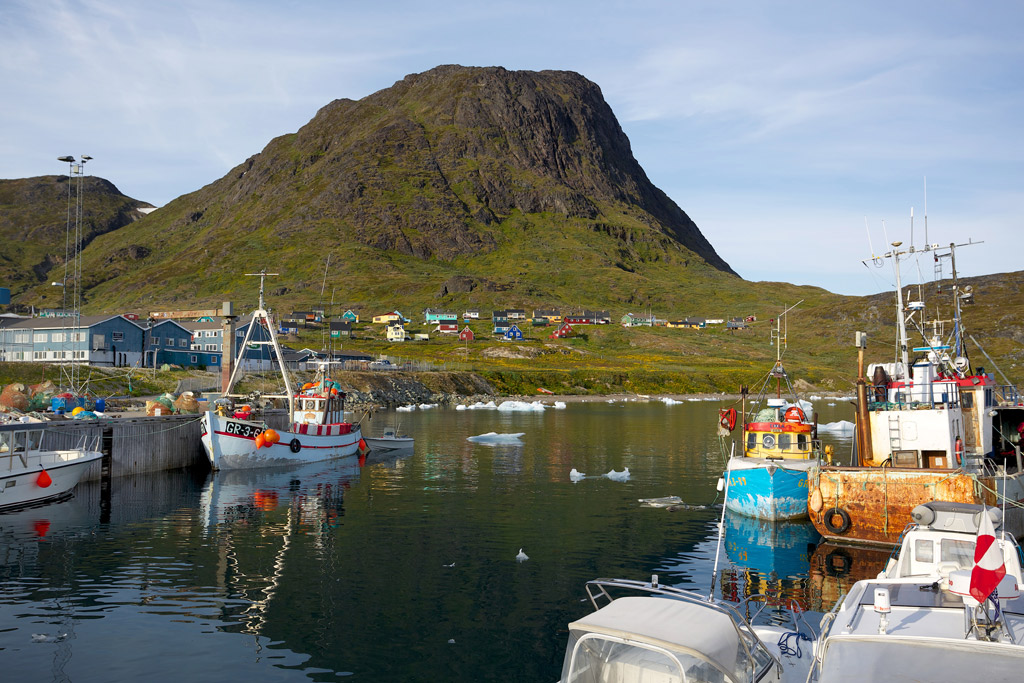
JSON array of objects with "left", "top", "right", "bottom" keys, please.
[
  {"left": 72, "top": 332, "right": 86, "bottom": 342},
  {"left": 92, "top": 334, "right": 104, "bottom": 350},
  {"left": 52, "top": 333, "right": 66, "bottom": 343},
  {"left": 179, "top": 339, "right": 188, "bottom": 347},
  {"left": 112, "top": 331, "right": 124, "bottom": 342},
  {"left": 208, "top": 355, "right": 219, "bottom": 365},
  {"left": 190, "top": 355, "right": 198, "bottom": 363},
  {"left": 13, "top": 331, "right": 29, "bottom": 343},
  {"left": 33, "top": 333, "right": 47, "bottom": 343},
  {"left": 205, "top": 344, "right": 217, "bottom": 351},
  {"left": 150, "top": 337, "right": 160, "bottom": 347}
]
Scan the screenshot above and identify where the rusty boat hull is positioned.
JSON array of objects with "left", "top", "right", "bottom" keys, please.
[{"left": 808, "top": 465, "right": 1024, "bottom": 546}]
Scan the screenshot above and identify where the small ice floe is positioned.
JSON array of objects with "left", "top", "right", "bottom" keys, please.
[
  {"left": 456, "top": 404, "right": 467, "bottom": 411},
  {"left": 604, "top": 468, "right": 631, "bottom": 482},
  {"left": 638, "top": 496, "right": 683, "bottom": 508},
  {"left": 809, "top": 395, "right": 823, "bottom": 401},
  {"left": 418, "top": 403, "right": 438, "bottom": 410},
  {"left": 448, "top": 639, "right": 456, "bottom": 644},
  {"left": 516, "top": 548, "right": 529, "bottom": 563},
  {"left": 686, "top": 397, "right": 701, "bottom": 402},
  {"left": 31, "top": 634, "right": 48, "bottom": 642},
  {"left": 661, "top": 397, "right": 683, "bottom": 405},
  {"left": 396, "top": 405, "right": 416, "bottom": 412},
  {"left": 443, "top": 562, "right": 455, "bottom": 568},
  {"left": 819, "top": 420, "right": 855, "bottom": 434},
  {"left": 827, "top": 402, "right": 836, "bottom": 406},
  {"left": 551, "top": 401, "right": 566, "bottom": 409},
  {"left": 497, "top": 400, "right": 546, "bottom": 412},
  {"left": 569, "top": 468, "right": 586, "bottom": 482},
  {"left": 467, "top": 432, "right": 525, "bottom": 444}
]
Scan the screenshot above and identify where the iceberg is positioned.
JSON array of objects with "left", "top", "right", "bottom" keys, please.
[
  {"left": 467, "top": 432, "right": 525, "bottom": 444},
  {"left": 604, "top": 468, "right": 631, "bottom": 482},
  {"left": 819, "top": 420, "right": 855, "bottom": 433},
  {"left": 497, "top": 400, "right": 546, "bottom": 412},
  {"left": 569, "top": 468, "right": 586, "bottom": 482},
  {"left": 661, "top": 397, "right": 683, "bottom": 405}
]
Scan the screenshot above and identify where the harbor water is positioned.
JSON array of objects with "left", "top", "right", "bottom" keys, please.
[{"left": 0, "top": 398, "right": 865, "bottom": 681}]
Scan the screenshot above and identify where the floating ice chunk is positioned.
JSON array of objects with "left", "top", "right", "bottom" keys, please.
[
  {"left": 820, "top": 420, "right": 855, "bottom": 433},
  {"left": 809, "top": 395, "right": 823, "bottom": 401},
  {"left": 467, "top": 432, "right": 525, "bottom": 444},
  {"left": 418, "top": 403, "right": 438, "bottom": 410},
  {"left": 687, "top": 397, "right": 701, "bottom": 402},
  {"left": 639, "top": 496, "right": 682, "bottom": 508},
  {"left": 661, "top": 397, "right": 683, "bottom": 405},
  {"left": 827, "top": 402, "right": 836, "bottom": 406},
  {"left": 569, "top": 468, "right": 586, "bottom": 482},
  {"left": 462, "top": 400, "right": 498, "bottom": 410},
  {"left": 604, "top": 468, "right": 631, "bottom": 482},
  {"left": 516, "top": 548, "right": 529, "bottom": 562},
  {"left": 456, "top": 404, "right": 467, "bottom": 411},
  {"left": 552, "top": 401, "right": 566, "bottom": 409},
  {"left": 448, "top": 638, "right": 456, "bottom": 644},
  {"left": 443, "top": 562, "right": 455, "bottom": 568},
  {"left": 31, "top": 634, "right": 48, "bottom": 642},
  {"left": 396, "top": 405, "right": 415, "bottom": 412},
  {"left": 497, "top": 400, "right": 546, "bottom": 412}
]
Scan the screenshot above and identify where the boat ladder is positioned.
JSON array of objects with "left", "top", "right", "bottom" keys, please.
[{"left": 887, "top": 414, "right": 902, "bottom": 453}]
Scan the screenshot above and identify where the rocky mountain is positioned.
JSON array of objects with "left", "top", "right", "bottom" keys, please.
[
  {"left": 0, "top": 176, "right": 152, "bottom": 301},
  {"left": 12, "top": 65, "right": 753, "bottom": 314}
]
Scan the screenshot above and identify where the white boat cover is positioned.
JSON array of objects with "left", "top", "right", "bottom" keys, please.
[
  {"left": 818, "top": 637, "right": 1024, "bottom": 682},
  {"left": 568, "top": 596, "right": 742, "bottom": 674}
]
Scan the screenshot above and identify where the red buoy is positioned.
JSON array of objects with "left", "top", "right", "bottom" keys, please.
[{"left": 36, "top": 469, "right": 52, "bottom": 488}]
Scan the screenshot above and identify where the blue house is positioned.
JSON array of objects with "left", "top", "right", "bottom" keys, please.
[
  {"left": 147, "top": 319, "right": 198, "bottom": 367},
  {"left": 0, "top": 314, "right": 145, "bottom": 367},
  {"left": 492, "top": 310, "right": 510, "bottom": 334},
  {"left": 503, "top": 324, "right": 524, "bottom": 341}
]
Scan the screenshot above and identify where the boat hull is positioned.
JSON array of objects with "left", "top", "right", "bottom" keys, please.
[
  {"left": 809, "top": 465, "right": 1024, "bottom": 546},
  {"left": 724, "top": 457, "right": 813, "bottom": 521},
  {"left": 0, "top": 449, "right": 103, "bottom": 511},
  {"left": 200, "top": 411, "right": 362, "bottom": 470},
  {"left": 363, "top": 436, "right": 413, "bottom": 452}
]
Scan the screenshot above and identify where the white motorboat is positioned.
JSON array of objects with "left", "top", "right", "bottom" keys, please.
[
  {"left": 200, "top": 272, "right": 364, "bottom": 470},
  {"left": 0, "top": 420, "right": 102, "bottom": 510},
  {"left": 809, "top": 501, "right": 1024, "bottom": 682},
  {"left": 558, "top": 577, "right": 815, "bottom": 683},
  {"left": 363, "top": 427, "right": 413, "bottom": 452}
]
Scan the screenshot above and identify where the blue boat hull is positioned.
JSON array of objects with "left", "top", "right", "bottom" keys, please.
[{"left": 724, "top": 458, "right": 812, "bottom": 521}]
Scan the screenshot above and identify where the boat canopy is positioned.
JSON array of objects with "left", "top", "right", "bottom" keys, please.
[{"left": 562, "top": 596, "right": 767, "bottom": 683}]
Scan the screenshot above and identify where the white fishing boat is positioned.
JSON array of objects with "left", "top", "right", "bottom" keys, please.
[
  {"left": 0, "top": 420, "right": 102, "bottom": 510},
  {"left": 363, "top": 427, "right": 413, "bottom": 452},
  {"left": 809, "top": 501, "right": 1024, "bottom": 682},
  {"left": 200, "top": 272, "right": 365, "bottom": 470},
  {"left": 557, "top": 577, "right": 814, "bottom": 683}
]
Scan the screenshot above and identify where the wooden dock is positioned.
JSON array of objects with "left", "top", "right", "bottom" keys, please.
[{"left": 45, "top": 410, "right": 290, "bottom": 481}]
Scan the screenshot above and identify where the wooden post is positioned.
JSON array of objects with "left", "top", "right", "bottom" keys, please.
[
  {"left": 100, "top": 425, "right": 113, "bottom": 524},
  {"left": 855, "top": 332, "right": 873, "bottom": 467}
]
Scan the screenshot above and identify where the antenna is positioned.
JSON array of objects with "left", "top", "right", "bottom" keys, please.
[
  {"left": 924, "top": 177, "right": 928, "bottom": 249},
  {"left": 864, "top": 217, "right": 876, "bottom": 259}
]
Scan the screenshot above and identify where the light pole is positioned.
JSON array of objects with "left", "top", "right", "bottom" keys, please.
[
  {"left": 56, "top": 154, "right": 92, "bottom": 396},
  {"left": 57, "top": 156, "right": 75, "bottom": 392}
]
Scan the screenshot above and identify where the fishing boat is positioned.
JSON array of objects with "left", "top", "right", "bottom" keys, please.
[
  {"left": 363, "top": 427, "right": 413, "bottom": 452},
  {"left": 200, "top": 272, "right": 365, "bottom": 471},
  {"left": 719, "top": 304, "right": 823, "bottom": 520},
  {"left": 557, "top": 576, "right": 814, "bottom": 683},
  {"left": 0, "top": 420, "right": 102, "bottom": 510},
  {"left": 808, "top": 239, "right": 1024, "bottom": 545},
  {"left": 808, "top": 501, "right": 1024, "bottom": 682}
]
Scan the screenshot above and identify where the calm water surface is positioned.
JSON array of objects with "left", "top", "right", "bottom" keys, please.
[{"left": 0, "top": 399, "right": 865, "bottom": 681}]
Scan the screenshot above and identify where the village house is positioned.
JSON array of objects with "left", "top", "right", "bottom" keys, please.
[{"left": 385, "top": 322, "right": 407, "bottom": 342}]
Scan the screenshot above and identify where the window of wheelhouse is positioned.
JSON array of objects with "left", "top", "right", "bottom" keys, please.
[
  {"left": 747, "top": 432, "right": 756, "bottom": 450},
  {"left": 778, "top": 433, "right": 792, "bottom": 450},
  {"left": 797, "top": 434, "right": 809, "bottom": 451}
]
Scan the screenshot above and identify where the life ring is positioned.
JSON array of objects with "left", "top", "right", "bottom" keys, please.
[
  {"left": 822, "top": 507, "right": 851, "bottom": 535},
  {"left": 809, "top": 487, "right": 824, "bottom": 513},
  {"left": 289, "top": 438, "right": 301, "bottom": 453},
  {"left": 824, "top": 548, "right": 852, "bottom": 577},
  {"left": 719, "top": 408, "right": 738, "bottom": 431},
  {"left": 954, "top": 437, "right": 963, "bottom": 466},
  {"left": 784, "top": 406, "right": 805, "bottom": 423}
]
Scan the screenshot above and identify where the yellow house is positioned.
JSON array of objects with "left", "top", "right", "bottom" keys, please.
[
  {"left": 386, "top": 322, "right": 407, "bottom": 342},
  {"left": 373, "top": 311, "right": 402, "bottom": 324}
]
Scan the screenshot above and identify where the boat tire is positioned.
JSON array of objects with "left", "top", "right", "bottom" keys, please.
[
  {"left": 289, "top": 438, "right": 301, "bottom": 453},
  {"left": 824, "top": 548, "right": 852, "bottom": 577},
  {"left": 823, "top": 507, "right": 851, "bottom": 535}
]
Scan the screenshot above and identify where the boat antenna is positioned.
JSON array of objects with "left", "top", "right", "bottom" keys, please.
[
  {"left": 864, "top": 217, "right": 878, "bottom": 263},
  {"left": 923, "top": 177, "right": 928, "bottom": 249}
]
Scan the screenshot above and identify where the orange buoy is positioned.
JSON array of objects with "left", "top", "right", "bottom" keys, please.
[
  {"left": 358, "top": 438, "right": 368, "bottom": 455},
  {"left": 263, "top": 428, "right": 279, "bottom": 444},
  {"left": 255, "top": 433, "right": 266, "bottom": 449},
  {"left": 37, "top": 469, "right": 52, "bottom": 488}
]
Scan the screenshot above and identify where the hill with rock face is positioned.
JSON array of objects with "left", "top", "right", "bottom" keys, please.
[
  {"left": 15, "top": 65, "right": 755, "bottom": 314},
  {"left": 0, "top": 176, "right": 151, "bottom": 300}
]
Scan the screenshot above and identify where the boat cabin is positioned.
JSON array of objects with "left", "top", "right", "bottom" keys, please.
[
  {"left": 744, "top": 399, "right": 814, "bottom": 460},
  {"left": 0, "top": 422, "right": 45, "bottom": 467}
]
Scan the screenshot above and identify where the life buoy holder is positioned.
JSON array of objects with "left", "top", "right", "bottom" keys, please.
[
  {"left": 822, "top": 507, "right": 851, "bottom": 535},
  {"left": 289, "top": 438, "right": 302, "bottom": 453},
  {"left": 954, "top": 437, "right": 963, "bottom": 467},
  {"left": 719, "top": 408, "right": 738, "bottom": 431},
  {"left": 784, "top": 406, "right": 805, "bottom": 423}
]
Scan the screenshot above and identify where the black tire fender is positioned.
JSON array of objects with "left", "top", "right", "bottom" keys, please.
[
  {"left": 289, "top": 438, "right": 301, "bottom": 453},
  {"left": 822, "top": 507, "right": 851, "bottom": 535}
]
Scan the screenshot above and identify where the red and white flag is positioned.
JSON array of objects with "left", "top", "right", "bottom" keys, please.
[{"left": 970, "top": 506, "right": 1007, "bottom": 604}]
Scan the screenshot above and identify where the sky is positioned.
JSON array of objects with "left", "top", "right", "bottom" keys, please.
[{"left": 2, "top": 0, "right": 1021, "bottom": 296}]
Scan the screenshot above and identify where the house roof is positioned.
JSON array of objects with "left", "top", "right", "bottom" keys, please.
[{"left": 8, "top": 314, "right": 142, "bottom": 330}]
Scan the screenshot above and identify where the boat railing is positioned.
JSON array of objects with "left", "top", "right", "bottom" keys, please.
[
  {"left": 995, "top": 384, "right": 1022, "bottom": 406},
  {"left": 866, "top": 382, "right": 961, "bottom": 411}
]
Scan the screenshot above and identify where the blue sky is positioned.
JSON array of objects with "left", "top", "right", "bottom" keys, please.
[{"left": 2, "top": 0, "right": 1021, "bottom": 295}]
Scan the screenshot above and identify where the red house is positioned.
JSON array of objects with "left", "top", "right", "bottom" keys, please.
[
  {"left": 459, "top": 326, "right": 475, "bottom": 341},
  {"left": 549, "top": 322, "right": 574, "bottom": 339}
]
